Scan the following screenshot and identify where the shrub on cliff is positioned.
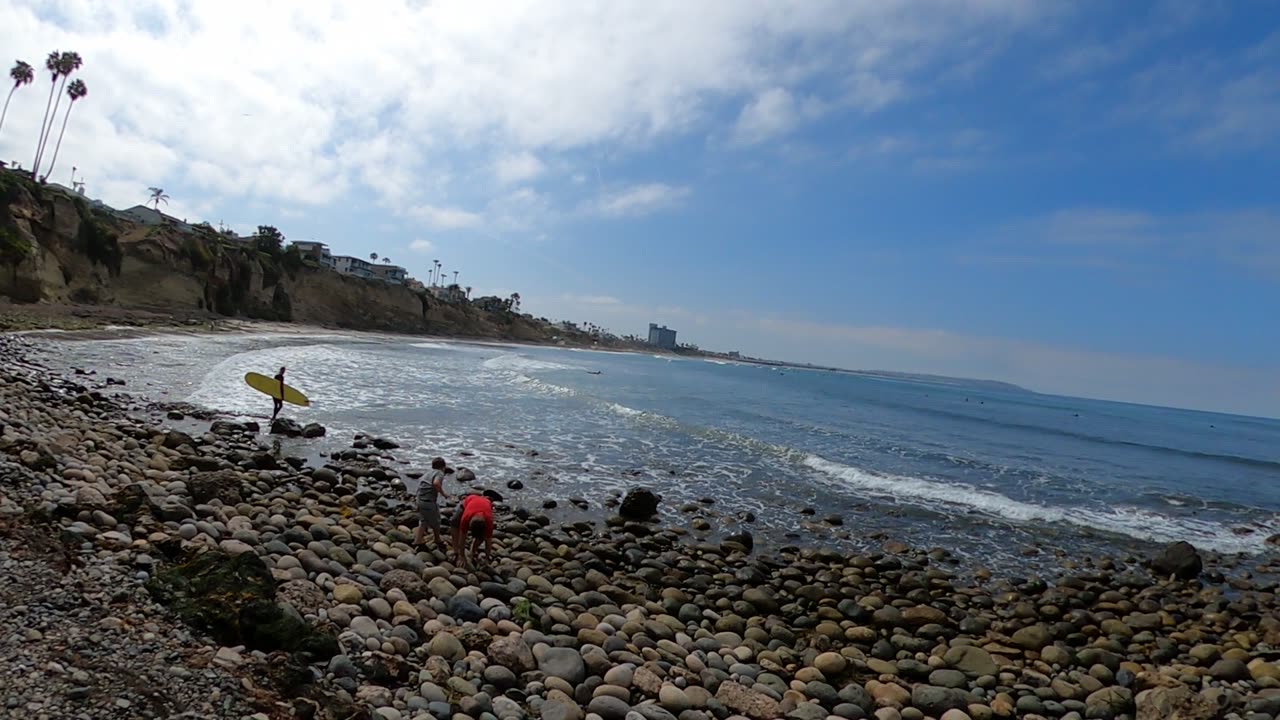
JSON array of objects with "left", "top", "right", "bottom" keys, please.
[
  {"left": 0, "top": 225, "right": 33, "bottom": 278},
  {"left": 183, "top": 236, "right": 213, "bottom": 271},
  {"left": 77, "top": 216, "right": 121, "bottom": 276}
]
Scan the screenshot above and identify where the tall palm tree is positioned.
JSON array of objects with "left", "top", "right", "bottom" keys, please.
[
  {"left": 147, "top": 187, "right": 169, "bottom": 211},
  {"left": 431, "top": 259, "right": 439, "bottom": 285},
  {"left": 33, "top": 51, "right": 81, "bottom": 178},
  {"left": 31, "top": 51, "right": 62, "bottom": 177},
  {"left": 465, "top": 286, "right": 472, "bottom": 299},
  {"left": 0, "top": 60, "right": 34, "bottom": 138},
  {"left": 42, "top": 78, "right": 87, "bottom": 181},
  {"left": 453, "top": 270, "right": 458, "bottom": 285},
  {"left": 370, "top": 252, "right": 378, "bottom": 262}
]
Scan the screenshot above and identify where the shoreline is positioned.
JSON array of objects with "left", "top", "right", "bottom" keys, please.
[{"left": 4, "top": 335, "right": 1280, "bottom": 720}]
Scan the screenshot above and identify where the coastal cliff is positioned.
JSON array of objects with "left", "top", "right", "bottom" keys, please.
[{"left": 0, "top": 170, "right": 573, "bottom": 341}]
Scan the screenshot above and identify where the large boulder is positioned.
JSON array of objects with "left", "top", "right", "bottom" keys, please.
[
  {"left": 146, "top": 550, "right": 337, "bottom": 659},
  {"left": 379, "top": 569, "right": 429, "bottom": 602},
  {"left": 210, "top": 419, "right": 259, "bottom": 436},
  {"left": 619, "top": 488, "right": 660, "bottom": 520},
  {"left": 161, "top": 429, "right": 196, "bottom": 450},
  {"left": 539, "top": 647, "right": 586, "bottom": 685},
  {"left": 1151, "top": 541, "right": 1202, "bottom": 580},
  {"left": 1136, "top": 685, "right": 1219, "bottom": 720},
  {"left": 188, "top": 470, "right": 244, "bottom": 505},
  {"left": 301, "top": 423, "right": 326, "bottom": 439},
  {"left": 488, "top": 636, "right": 535, "bottom": 673},
  {"left": 270, "top": 418, "right": 303, "bottom": 437},
  {"left": 715, "top": 680, "right": 780, "bottom": 720}
]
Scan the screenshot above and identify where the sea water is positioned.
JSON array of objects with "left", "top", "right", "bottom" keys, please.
[{"left": 44, "top": 331, "right": 1280, "bottom": 570}]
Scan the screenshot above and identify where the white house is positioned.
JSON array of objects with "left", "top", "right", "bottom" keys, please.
[
  {"left": 120, "top": 205, "right": 196, "bottom": 234},
  {"left": 332, "top": 255, "right": 379, "bottom": 280},
  {"left": 290, "top": 240, "right": 334, "bottom": 268},
  {"left": 367, "top": 263, "right": 408, "bottom": 284}
]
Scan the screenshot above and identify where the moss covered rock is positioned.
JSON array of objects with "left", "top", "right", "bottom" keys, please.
[{"left": 147, "top": 549, "right": 337, "bottom": 660}]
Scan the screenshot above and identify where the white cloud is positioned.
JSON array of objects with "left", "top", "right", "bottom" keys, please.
[
  {"left": 0, "top": 1, "right": 1047, "bottom": 224},
  {"left": 732, "top": 88, "right": 800, "bottom": 145},
  {"left": 494, "top": 152, "right": 545, "bottom": 184},
  {"left": 407, "top": 204, "right": 483, "bottom": 229},
  {"left": 409, "top": 238, "right": 436, "bottom": 253},
  {"left": 593, "top": 183, "right": 691, "bottom": 218},
  {"left": 730, "top": 87, "right": 829, "bottom": 145}
]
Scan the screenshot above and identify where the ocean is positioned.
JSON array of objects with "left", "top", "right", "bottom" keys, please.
[{"left": 43, "top": 331, "right": 1280, "bottom": 571}]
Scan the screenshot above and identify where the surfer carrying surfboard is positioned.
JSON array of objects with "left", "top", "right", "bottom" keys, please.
[{"left": 270, "top": 367, "right": 286, "bottom": 422}]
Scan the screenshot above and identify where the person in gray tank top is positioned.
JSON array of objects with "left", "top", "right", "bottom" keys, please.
[{"left": 414, "top": 457, "right": 449, "bottom": 548}]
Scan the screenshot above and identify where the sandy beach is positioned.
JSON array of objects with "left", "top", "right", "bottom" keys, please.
[{"left": 3, "top": 330, "right": 1280, "bottom": 720}]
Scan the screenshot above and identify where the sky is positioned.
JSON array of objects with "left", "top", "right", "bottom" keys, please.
[{"left": 1, "top": 0, "right": 1278, "bottom": 417}]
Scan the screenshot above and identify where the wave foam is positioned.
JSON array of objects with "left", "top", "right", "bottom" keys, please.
[
  {"left": 482, "top": 353, "right": 578, "bottom": 373},
  {"left": 607, "top": 402, "right": 644, "bottom": 417},
  {"left": 803, "top": 455, "right": 1277, "bottom": 555}
]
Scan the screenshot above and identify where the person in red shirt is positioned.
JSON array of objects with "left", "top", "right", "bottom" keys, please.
[{"left": 450, "top": 493, "right": 494, "bottom": 567}]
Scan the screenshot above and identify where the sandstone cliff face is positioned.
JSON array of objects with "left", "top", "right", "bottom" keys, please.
[{"left": 0, "top": 173, "right": 435, "bottom": 333}]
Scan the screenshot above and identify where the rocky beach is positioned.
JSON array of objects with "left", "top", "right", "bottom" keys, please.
[{"left": 3, "top": 332, "right": 1280, "bottom": 720}]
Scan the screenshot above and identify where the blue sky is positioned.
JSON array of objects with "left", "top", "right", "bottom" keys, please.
[{"left": 1, "top": 0, "right": 1278, "bottom": 416}]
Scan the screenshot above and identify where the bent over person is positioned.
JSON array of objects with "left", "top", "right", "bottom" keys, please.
[{"left": 451, "top": 493, "right": 494, "bottom": 567}]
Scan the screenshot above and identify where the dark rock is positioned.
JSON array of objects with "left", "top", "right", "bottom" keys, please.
[
  {"left": 507, "top": 479, "right": 524, "bottom": 490},
  {"left": 270, "top": 418, "right": 303, "bottom": 437},
  {"left": 1208, "top": 658, "right": 1249, "bottom": 682},
  {"left": 724, "top": 530, "right": 754, "bottom": 553},
  {"left": 301, "top": 423, "right": 326, "bottom": 439},
  {"left": 446, "top": 596, "right": 485, "bottom": 622},
  {"left": 1150, "top": 541, "right": 1202, "bottom": 580},
  {"left": 211, "top": 420, "right": 257, "bottom": 436},
  {"left": 910, "top": 685, "right": 968, "bottom": 716},
  {"left": 162, "top": 429, "right": 196, "bottom": 449},
  {"left": 372, "top": 437, "right": 400, "bottom": 450},
  {"left": 456, "top": 467, "right": 477, "bottom": 482},
  {"left": 620, "top": 488, "right": 660, "bottom": 520}
]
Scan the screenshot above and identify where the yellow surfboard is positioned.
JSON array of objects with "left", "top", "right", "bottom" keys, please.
[{"left": 244, "top": 372, "right": 311, "bottom": 407}]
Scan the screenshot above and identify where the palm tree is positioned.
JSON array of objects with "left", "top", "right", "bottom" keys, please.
[
  {"left": 0, "top": 60, "right": 34, "bottom": 139},
  {"left": 433, "top": 259, "right": 440, "bottom": 285},
  {"left": 382, "top": 257, "right": 391, "bottom": 264},
  {"left": 147, "top": 187, "right": 169, "bottom": 211},
  {"left": 41, "top": 78, "right": 86, "bottom": 181},
  {"left": 453, "top": 270, "right": 459, "bottom": 285},
  {"left": 31, "top": 51, "right": 62, "bottom": 177},
  {"left": 370, "top": 252, "right": 378, "bottom": 262},
  {"left": 33, "top": 51, "right": 81, "bottom": 178},
  {"left": 465, "top": 286, "right": 472, "bottom": 299}
]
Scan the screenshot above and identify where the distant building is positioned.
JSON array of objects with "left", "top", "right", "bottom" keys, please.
[
  {"left": 367, "top": 262, "right": 408, "bottom": 284},
  {"left": 648, "top": 323, "right": 677, "bottom": 349},
  {"left": 727, "top": 351, "right": 741, "bottom": 359},
  {"left": 290, "top": 240, "right": 333, "bottom": 268},
  {"left": 120, "top": 205, "right": 196, "bottom": 234},
  {"left": 332, "top": 255, "right": 378, "bottom": 280}
]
